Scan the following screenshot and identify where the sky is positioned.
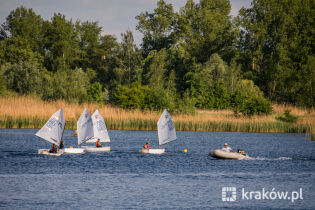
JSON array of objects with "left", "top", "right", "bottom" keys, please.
[{"left": 0, "top": 0, "right": 251, "bottom": 45}]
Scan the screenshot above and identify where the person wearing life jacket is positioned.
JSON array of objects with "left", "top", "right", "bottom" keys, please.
[
  {"left": 49, "top": 144, "right": 57, "bottom": 153},
  {"left": 59, "top": 140, "right": 64, "bottom": 149},
  {"left": 96, "top": 139, "right": 102, "bottom": 147},
  {"left": 221, "top": 143, "right": 234, "bottom": 153},
  {"left": 143, "top": 142, "right": 151, "bottom": 149}
]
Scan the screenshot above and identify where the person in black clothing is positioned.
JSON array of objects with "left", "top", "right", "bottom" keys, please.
[
  {"left": 49, "top": 144, "right": 57, "bottom": 153},
  {"left": 59, "top": 140, "right": 64, "bottom": 149}
]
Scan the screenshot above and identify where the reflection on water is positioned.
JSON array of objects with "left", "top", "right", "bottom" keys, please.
[{"left": 0, "top": 129, "right": 314, "bottom": 209}]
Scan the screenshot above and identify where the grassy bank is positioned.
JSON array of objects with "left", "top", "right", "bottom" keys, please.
[{"left": 0, "top": 96, "right": 314, "bottom": 139}]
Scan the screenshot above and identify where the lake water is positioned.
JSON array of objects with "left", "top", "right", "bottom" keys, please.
[{"left": 0, "top": 129, "right": 314, "bottom": 209}]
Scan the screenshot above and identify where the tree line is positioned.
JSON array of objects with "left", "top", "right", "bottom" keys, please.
[{"left": 0, "top": 0, "right": 313, "bottom": 115}]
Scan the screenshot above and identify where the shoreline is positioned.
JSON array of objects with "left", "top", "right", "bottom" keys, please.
[
  {"left": 0, "top": 116, "right": 312, "bottom": 134},
  {"left": 0, "top": 96, "right": 314, "bottom": 140}
]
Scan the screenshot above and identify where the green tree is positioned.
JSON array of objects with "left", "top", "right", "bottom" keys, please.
[
  {"left": 97, "top": 35, "right": 120, "bottom": 90},
  {"left": 0, "top": 6, "right": 45, "bottom": 53},
  {"left": 0, "top": 36, "right": 43, "bottom": 65},
  {"left": 45, "top": 68, "right": 89, "bottom": 102},
  {"left": 296, "top": 55, "right": 315, "bottom": 108},
  {"left": 176, "top": 0, "right": 237, "bottom": 63},
  {"left": 136, "top": 0, "right": 176, "bottom": 56},
  {"left": 142, "top": 49, "right": 168, "bottom": 88},
  {"left": 44, "top": 13, "right": 80, "bottom": 71},
  {"left": 87, "top": 82, "right": 102, "bottom": 102},
  {"left": 76, "top": 21, "right": 102, "bottom": 70},
  {"left": 112, "top": 84, "right": 147, "bottom": 109},
  {"left": 238, "top": 0, "right": 314, "bottom": 106},
  {"left": 0, "top": 68, "right": 7, "bottom": 95},
  {"left": 117, "top": 30, "right": 142, "bottom": 87},
  {"left": 231, "top": 80, "right": 272, "bottom": 116},
  {"left": 2, "top": 61, "right": 47, "bottom": 95}
]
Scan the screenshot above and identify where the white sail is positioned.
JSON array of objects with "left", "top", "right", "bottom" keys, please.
[
  {"left": 77, "top": 109, "right": 94, "bottom": 145},
  {"left": 35, "top": 108, "right": 65, "bottom": 146},
  {"left": 157, "top": 109, "right": 176, "bottom": 145},
  {"left": 86, "top": 110, "right": 110, "bottom": 143}
]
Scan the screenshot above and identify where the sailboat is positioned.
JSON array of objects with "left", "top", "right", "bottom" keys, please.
[
  {"left": 36, "top": 108, "right": 65, "bottom": 156},
  {"left": 142, "top": 109, "right": 177, "bottom": 154},
  {"left": 63, "top": 109, "right": 90, "bottom": 154},
  {"left": 82, "top": 109, "right": 111, "bottom": 152}
]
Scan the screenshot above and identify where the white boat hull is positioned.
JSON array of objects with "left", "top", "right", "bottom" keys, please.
[
  {"left": 63, "top": 148, "right": 85, "bottom": 154},
  {"left": 142, "top": 148, "right": 165, "bottom": 154},
  {"left": 38, "top": 149, "right": 63, "bottom": 156},
  {"left": 82, "top": 146, "right": 111, "bottom": 152},
  {"left": 210, "top": 149, "right": 249, "bottom": 160}
]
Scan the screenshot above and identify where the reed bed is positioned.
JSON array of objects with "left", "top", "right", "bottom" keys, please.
[{"left": 0, "top": 96, "right": 314, "bottom": 139}]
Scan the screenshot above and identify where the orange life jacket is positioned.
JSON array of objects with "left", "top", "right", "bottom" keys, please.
[{"left": 96, "top": 141, "right": 101, "bottom": 147}]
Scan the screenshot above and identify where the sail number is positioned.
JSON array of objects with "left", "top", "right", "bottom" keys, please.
[
  {"left": 46, "top": 118, "right": 63, "bottom": 129},
  {"left": 168, "top": 120, "right": 174, "bottom": 131},
  {"left": 46, "top": 118, "right": 56, "bottom": 129},
  {"left": 161, "top": 119, "right": 174, "bottom": 131},
  {"left": 96, "top": 120, "right": 106, "bottom": 131}
]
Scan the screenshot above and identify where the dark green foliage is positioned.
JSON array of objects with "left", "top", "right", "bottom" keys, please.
[
  {"left": 46, "top": 68, "right": 89, "bottom": 103},
  {"left": 230, "top": 91, "right": 246, "bottom": 115},
  {"left": 1, "top": 1, "right": 312, "bottom": 114},
  {"left": 175, "top": 91, "right": 196, "bottom": 114},
  {"left": 112, "top": 83, "right": 178, "bottom": 111},
  {"left": 144, "top": 87, "right": 175, "bottom": 111},
  {"left": 44, "top": 13, "right": 80, "bottom": 71},
  {"left": 237, "top": 0, "right": 314, "bottom": 107},
  {"left": 0, "top": 6, "right": 45, "bottom": 52},
  {"left": 276, "top": 109, "right": 298, "bottom": 123},
  {"left": 112, "top": 84, "right": 148, "bottom": 109},
  {"left": 2, "top": 62, "right": 45, "bottom": 95},
  {"left": 0, "top": 36, "right": 43, "bottom": 65},
  {"left": 136, "top": 0, "right": 176, "bottom": 56},
  {"left": 212, "top": 82, "right": 230, "bottom": 109},
  {"left": 87, "top": 82, "right": 102, "bottom": 103},
  {"left": 0, "top": 76, "right": 6, "bottom": 95},
  {"left": 239, "top": 96, "right": 272, "bottom": 116},
  {"left": 230, "top": 82, "right": 272, "bottom": 116}
]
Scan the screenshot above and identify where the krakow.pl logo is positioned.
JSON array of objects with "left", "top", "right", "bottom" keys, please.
[
  {"left": 222, "top": 187, "right": 236, "bottom": 202},
  {"left": 222, "top": 187, "right": 303, "bottom": 203}
]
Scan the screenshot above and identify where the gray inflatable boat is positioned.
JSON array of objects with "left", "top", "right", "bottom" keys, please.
[{"left": 210, "top": 149, "right": 250, "bottom": 160}]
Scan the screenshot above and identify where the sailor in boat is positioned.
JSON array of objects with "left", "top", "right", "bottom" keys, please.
[
  {"left": 59, "top": 140, "right": 64, "bottom": 149},
  {"left": 143, "top": 142, "right": 151, "bottom": 150},
  {"left": 96, "top": 139, "right": 102, "bottom": 147},
  {"left": 221, "top": 143, "right": 234, "bottom": 153},
  {"left": 49, "top": 144, "right": 57, "bottom": 153}
]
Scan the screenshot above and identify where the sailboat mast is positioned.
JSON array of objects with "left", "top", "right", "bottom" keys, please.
[{"left": 60, "top": 122, "right": 66, "bottom": 146}]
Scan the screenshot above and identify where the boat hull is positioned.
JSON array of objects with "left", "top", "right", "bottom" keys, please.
[
  {"left": 38, "top": 149, "right": 63, "bottom": 156},
  {"left": 63, "top": 148, "right": 85, "bottom": 154},
  {"left": 210, "top": 149, "right": 249, "bottom": 160},
  {"left": 142, "top": 148, "right": 165, "bottom": 154},
  {"left": 82, "top": 146, "right": 111, "bottom": 152}
]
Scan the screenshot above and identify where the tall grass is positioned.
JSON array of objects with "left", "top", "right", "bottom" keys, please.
[{"left": 0, "top": 96, "right": 314, "bottom": 139}]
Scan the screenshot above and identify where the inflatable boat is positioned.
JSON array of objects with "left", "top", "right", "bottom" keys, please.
[{"left": 210, "top": 149, "right": 250, "bottom": 160}]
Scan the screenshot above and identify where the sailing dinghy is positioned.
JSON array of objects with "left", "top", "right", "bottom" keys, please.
[
  {"left": 82, "top": 110, "right": 111, "bottom": 152},
  {"left": 142, "top": 109, "right": 177, "bottom": 154},
  {"left": 63, "top": 109, "right": 91, "bottom": 154},
  {"left": 35, "top": 109, "right": 65, "bottom": 156}
]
